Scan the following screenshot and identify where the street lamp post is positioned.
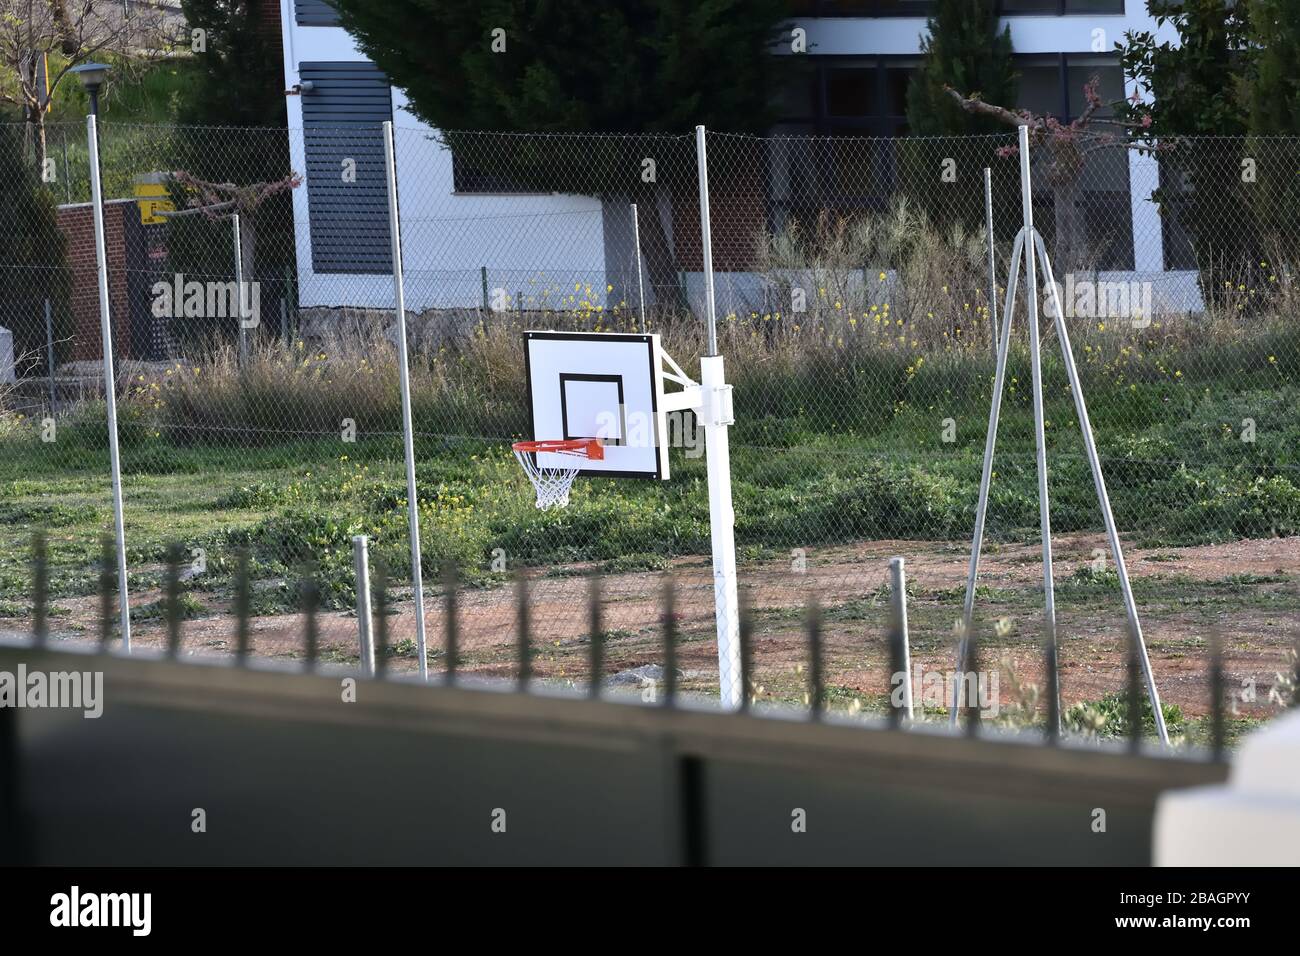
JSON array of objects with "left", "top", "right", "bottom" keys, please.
[{"left": 70, "top": 62, "right": 110, "bottom": 117}]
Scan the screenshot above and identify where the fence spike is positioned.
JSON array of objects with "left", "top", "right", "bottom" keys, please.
[
  {"left": 1126, "top": 619, "right": 1144, "bottom": 753},
  {"left": 588, "top": 570, "right": 603, "bottom": 700},
  {"left": 965, "top": 622, "right": 981, "bottom": 738},
  {"left": 807, "top": 598, "right": 823, "bottom": 721},
  {"left": 443, "top": 560, "right": 459, "bottom": 683},
  {"left": 1208, "top": 629, "right": 1225, "bottom": 760},
  {"left": 662, "top": 575, "right": 677, "bottom": 706},
  {"left": 303, "top": 574, "right": 319, "bottom": 670},
  {"left": 1292, "top": 632, "right": 1300, "bottom": 711},
  {"left": 298, "top": 565, "right": 320, "bottom": 673},
  {"left": 31, "top": 531, "right": 48, "bottom": 648},
  {"left": 98, "top": 533, "right": 114, "bottom": 649},
  {"left": 738, "top": 595, "right": 753, "bottom": 715},
  {"left": 164, "top": 542, "right": 183, "bottom": 658},
  {"left": 234, "top": 548, "right": 251, "bottom": 664},
  {"left": 1044, "top": 619, "right": 1060, "bottom": 745},
  {"left": 372, "top": 561, "right": 388, "bottom": 678},
  {"left": 515, "top": 568, "right": 531, "bottom": 691}
]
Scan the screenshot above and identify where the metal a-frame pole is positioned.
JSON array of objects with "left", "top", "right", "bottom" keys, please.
[
  {"left": 381, "top": 120, "right": 429, "bottom": 680},
  {"left": 951, "top": 225, "right": 1025, "bottom": 725},
  {"left": 1017, "top": 125, "right": 1062, "bottom": 736},
  {"left": 953, "top": 126, "right": 1168, "bottom": 745},
  {"left": 1033, "top": 231, "right": 1168, "bottom": 744}
]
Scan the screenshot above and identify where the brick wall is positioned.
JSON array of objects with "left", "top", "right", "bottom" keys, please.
[
  {"left": 257, "top": 0, "right": 284, "bottom": 54},
  {"left": 57, "top": 200, "right": 133, "bottom": 362}
]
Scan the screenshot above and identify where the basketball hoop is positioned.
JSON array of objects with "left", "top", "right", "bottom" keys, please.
[{"left": 512, "top": 439, "right": 604, "bottom": 510}]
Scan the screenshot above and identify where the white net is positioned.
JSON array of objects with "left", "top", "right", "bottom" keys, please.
[{"left": 514, "top": 449, "right": 581, "bottom": 510}]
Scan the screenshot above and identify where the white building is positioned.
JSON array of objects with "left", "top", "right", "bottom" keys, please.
[{"left": 277, "top": 1, "right": 1199, "bottom": 315}]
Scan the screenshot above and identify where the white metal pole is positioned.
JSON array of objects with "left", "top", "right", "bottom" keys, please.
[
  {"left": 381, "top": 120, "right": 429, "bottom": 680},
  {"left": 631, "top": 202, "right": 646, "bottom": 334},
  {"left": 232, "top": 213, "right": 247, "bottom": 367},
  {"left": 700, "top": 355, "right": 740, "bottom": 710},
  {"left": 353, "top": 534, "right": 375, "bottom": 677},
  {"left": 951, "top": 227, "right": 1026, "bottom": 725},
  {"left": 695, "top": 124, "right": 741, "bottom": 709},
  {"left": 1018, "top": 125, "right": 1060, "bottom": 726},
  {"left": 889, "top": 557, "right": 913, "bottom": 720},
  {"left": 86, "top": 114, "right": 131, "bottom": 651},
  {"left": 696, "top": 126, "right": 719, "bottom": 357},
  {"left": 984, "top": 167, "right": 999, "bottom": 354},
  {"left": 1034, "top": 232, "right": 1169, "bottom": 745}
]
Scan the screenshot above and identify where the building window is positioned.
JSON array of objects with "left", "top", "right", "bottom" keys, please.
[
  {"left": 776, "top": 57, "right": 916, "bottom": 136},
  {"left": 1016, "top": 54, "right": 1133, "bottom": 270},
  {"left": 299, "top": 61, "right": 394, "bottom": 275},
  {"left": 768, "top": 57, "right": 917, "bottom": 232}
]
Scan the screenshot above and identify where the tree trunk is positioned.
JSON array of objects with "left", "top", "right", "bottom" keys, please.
[
  {"left": 1052, "top": 177, "right": 1082, "bottom": 278},
  {"left": 23, "top": 105, "right": 48, "bottom": 174},
  {"left": 632, "top": 186, "right": 686, "bottom": 317}
]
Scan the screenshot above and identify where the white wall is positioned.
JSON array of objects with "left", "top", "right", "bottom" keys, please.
[
  {"left": 789, "top": 8, "right": 1188, "bottom": 299},
  {"left": 793, "top": 8, "right": 1179, "bottom": 56},
  {"left": 279, "top": 3, "right": 1202, "bottom": 314},
  {"left": 278, "top": 3, "right": 609, "bottom": 311}
]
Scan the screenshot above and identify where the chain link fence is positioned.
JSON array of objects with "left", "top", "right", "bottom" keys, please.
[{"left": 2, "top": 119, "right": 1297, "bottom": 722}]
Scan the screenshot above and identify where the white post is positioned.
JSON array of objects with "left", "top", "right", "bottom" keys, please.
[
  {"left": 1019, "top": 125, "right": 1060, "bottom": 729},
  {"left": 631, "top": 202, "right": 646, "bottom": 334},
  {"left": 381, "top": 120, "right": 429, "bottom": 681},
  {"left": 86, "top": 114, "right": 131, "bottom": 651},
  {"left": 232, "top": 213, "right": 247, "bottom": 367},
  {"left": 353, "top": 534, "right": 375, "bottom": 677},
  {"left": 984, "top": 167, "right": 999, "bottom": 354},
  {"left": 695, "top": 125, "right": 741, "bottom": 710},
  {"left": 889, "top": 557, "right": 913, "bottom": 720}
]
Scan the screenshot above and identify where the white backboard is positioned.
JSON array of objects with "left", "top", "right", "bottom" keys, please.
[{"left": 523, "top": 331, "right": 668, "bottom": 479}]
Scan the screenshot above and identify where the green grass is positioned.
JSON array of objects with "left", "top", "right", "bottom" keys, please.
[{"left": 1, "top": 319, "right": 1298, "bottom": 609}]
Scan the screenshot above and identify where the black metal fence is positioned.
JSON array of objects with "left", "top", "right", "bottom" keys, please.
[{"left": 0, "top": 530, "right": 1253, "bottom": 865}]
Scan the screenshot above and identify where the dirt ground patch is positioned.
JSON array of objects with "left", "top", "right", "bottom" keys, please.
[{"left": 24, "top": 533, "right": 1300, "bottom": 723}]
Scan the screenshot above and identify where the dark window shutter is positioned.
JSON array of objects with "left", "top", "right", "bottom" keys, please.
[
  {"left": 295, "top": 0, "right": 340, "bottom": 27},
  {"left": 299, "top": 61, "right": 393, "bottom": 275}
]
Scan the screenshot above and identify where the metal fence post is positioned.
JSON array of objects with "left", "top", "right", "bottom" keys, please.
[
  {"left": 381, "top": 120, "right": 429, "bottom": 681},
  {"left": 984, "top": 167, "right": 998, "bottom": 354},
  {"left": 232, "top": 213, "right": 247, "bottom": 367},
  {"left": 86, "top": 114, "right": 131, "bottom": 651},
  {"left": 631, "top": 202, "right": 646, "bottom": 333},
  {"left": 889, "top": 557, "right": 913, "bottom": 722},
  {"left": 695, "top": 124, "right": 742, "bottom": 711},
  {"left": 353, "top": 535, "right": 375, "bottom": 676},
  {"left": 696, "top": 126, "right": 718, "bottom": 356}
]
